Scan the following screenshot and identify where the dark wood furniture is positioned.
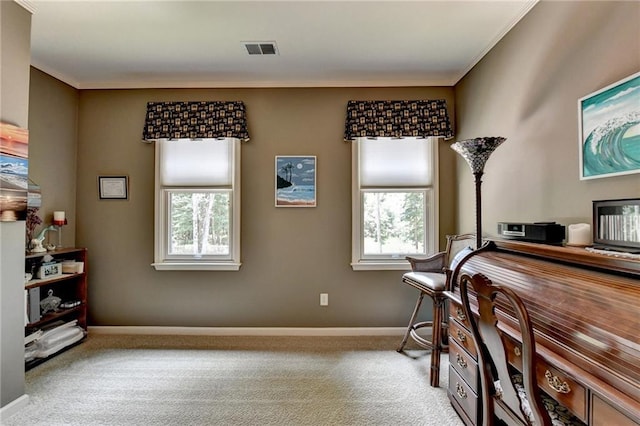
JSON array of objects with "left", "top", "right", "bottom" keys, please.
[
  {"left": 445, "top": 240, "right": 640, "bottom": 426},
  {"left": 398, "top": 234, "right": 475, "bottom": 387},
  {"left": 25, "top": 247, "right": 88, "bottom": 369},
  {"left": 460, "top": 272, "right": 585, "bottom": 425}
]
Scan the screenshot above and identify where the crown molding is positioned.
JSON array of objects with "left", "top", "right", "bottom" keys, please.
[
  {"left": 76, "top": 78, "right": 456, "bottom": 90},
  {"left": 14, "top": 0, "right": 35, "bottom": 14},
  {"left": 30, "top": 62, "right": 80, "bottom": 89}
]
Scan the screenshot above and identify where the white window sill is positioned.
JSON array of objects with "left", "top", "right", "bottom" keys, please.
[
  {"left": 152, "top": 262, "right": 242, "bottom": 271},
  {"left": 350, "top": 261, "right": 411, "bottom": 271}
]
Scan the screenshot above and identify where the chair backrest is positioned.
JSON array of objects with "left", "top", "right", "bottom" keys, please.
[
  {"left": 406, "top": 233, "right": 476, "bottom": 274},
  {"left": 444, "top": 233, "right": 476, "bottom": 266},
  {"left": 459, "top": 272, "right": 552, "bottom": 426},
  {"left": 442, "top": 233, "right": 476, "bottom": 290}
]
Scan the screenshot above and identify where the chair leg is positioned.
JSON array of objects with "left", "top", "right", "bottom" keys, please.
[
  {"left": 397, "top": 292, "right": 425, "bottom": 352},
  {"left": 441, "top": 302, "right": 450, "bottom": 349},
  {"left": 429, "top": 297, "right": 445, "bottom": 387}
]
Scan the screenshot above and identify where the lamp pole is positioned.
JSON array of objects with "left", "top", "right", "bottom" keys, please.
[{"left": 474, "top": 171, "right": 484, "bottom": 249}]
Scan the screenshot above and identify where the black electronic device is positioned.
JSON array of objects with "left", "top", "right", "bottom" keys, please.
[
  {"left": 497, "top": 222, "right": 566, "bottom": 244},
  {"left": 592, "top": 198, "right": 640, "bottom": 253}
]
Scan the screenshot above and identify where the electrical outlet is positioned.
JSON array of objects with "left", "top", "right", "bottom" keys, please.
[{"left": 320, "top": 293, "right": 329, "bottom": 306}]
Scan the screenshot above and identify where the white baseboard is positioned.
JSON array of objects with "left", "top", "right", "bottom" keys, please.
[
  {"left": 89, "top": 326, "right": 406, "bottom": 337},
  {"left": 0, "top": 394, "right": 29, "bottom": 423}
]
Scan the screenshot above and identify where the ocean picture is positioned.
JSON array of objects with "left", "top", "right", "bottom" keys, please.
[
  {"left": 275, "top": 155, "right": 316, "bottom": 207},
  {"left": 579, "top": 72, "right": 640, "bottom": 179},
  {"left": 0, "top": 123, "right": 29, "bottom": 221}
]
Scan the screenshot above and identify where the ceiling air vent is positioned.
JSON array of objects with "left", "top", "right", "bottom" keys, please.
[{"left": 242, "top": 41, "right": 279, "bottom": 55}]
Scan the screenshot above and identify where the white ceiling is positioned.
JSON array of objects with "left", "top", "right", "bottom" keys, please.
[{"left": 24, "top": 0, "right": 538, "bottom": 89}]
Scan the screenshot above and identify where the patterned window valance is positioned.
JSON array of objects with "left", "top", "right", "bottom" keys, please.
[
  {"left": 142, "top": 101, "right": 250, "bottom": 142},
  {"left": 343, "top": 100, "right": 453, "bottom": 141}
]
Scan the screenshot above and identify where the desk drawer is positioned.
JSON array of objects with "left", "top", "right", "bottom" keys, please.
[
  {"left": 449, "top": 366, "right": 478, "bottom": 424},
  {"left": 450, "top": 301, "right": 472, "bottom": 329},
  {"left": 504, "top": 337, "right": 587, "bottom": 422},
  {"left": 450, "top": 338, "right": 478, "bottom": 391},
  {"left": 591, "top": 394, "right": 638, "bottom": 426},
  {"left": 449, "top": 318, "right": 477, "bottom": 359},
  {"left": 537, "top": 363, "right": 587, "bottom": 423}
]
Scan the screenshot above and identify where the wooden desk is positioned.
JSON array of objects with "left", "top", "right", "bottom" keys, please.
[{"left": 444, "top": 240, "right": 640, "bottom": 426}]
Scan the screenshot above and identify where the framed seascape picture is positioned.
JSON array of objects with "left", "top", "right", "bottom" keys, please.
[
  {"left": 275, "top": 155, "right": 316, "bottom": 207},
  {"left": 578, "top": 71, "right": 640, "bottom": 180},
  {"left": 0, "top": 122, "right": 29, "bottom": 221}
]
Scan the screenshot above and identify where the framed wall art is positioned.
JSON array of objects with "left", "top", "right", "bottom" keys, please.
[
  {"left": 275, "top": 155, "right": 316, "bottom": 207},
  {"left": 578, "top": 71, "right": 640, "bottom": 180},
  {"left": 98, "top": 175, "right": 128, "bottom": 200},
  {"left": 0, "top": 122, "right": 29, "bottom": 221}
]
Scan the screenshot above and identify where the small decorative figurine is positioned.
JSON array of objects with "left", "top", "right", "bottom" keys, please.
[
  {"left": 40, "top": 289, "right": 61, "bottom": 314},
  {"left": 30, "top": 238, "right": 46, "bottom": 253},
  {"left": 30, "top": 224, "right": 59, "bottom": 253}
]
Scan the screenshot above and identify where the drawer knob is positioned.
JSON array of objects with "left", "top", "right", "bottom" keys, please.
[
  {"left": 456, "top": 382, "right": 467, "bottom": 399},
  {"left": 455, "top": 307, "right": 467, "bottom": 321},
  {"left": 514, "top": 346, "right": 521, "bottom": 357},
  {"left": 545, "top": 370, "right": 571, "bottom": 394},
  {"left": 456, "top": 330, "right": 467, "bottom": 343},
  {"left": 456, "top": 354, "right": 467, "bottom": 369}
]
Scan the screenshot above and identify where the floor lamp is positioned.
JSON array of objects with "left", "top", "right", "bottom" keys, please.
[{"left": 451, "top": 137, "right": 506, "bottom": 249}]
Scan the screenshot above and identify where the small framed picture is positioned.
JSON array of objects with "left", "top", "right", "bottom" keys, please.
[
  {"left": 275, "top": 155, "right": 316, "bottom": 207},
  {"left": 98, "top": 176, "right": 128, "bottom": 200}
]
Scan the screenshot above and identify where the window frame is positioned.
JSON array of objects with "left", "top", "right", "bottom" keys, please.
[
  {"left": 351, "top": 137, "right": 439, "bottom": 271},
  {"left": 152, "top": 138, "right": 242, "bottom": 271}
]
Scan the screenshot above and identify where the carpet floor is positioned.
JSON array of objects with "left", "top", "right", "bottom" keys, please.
[{"left": 6, "top": 334, "right": 464, "bottom": 426}]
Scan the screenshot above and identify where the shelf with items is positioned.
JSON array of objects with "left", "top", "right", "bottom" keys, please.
[
  {"left": 26, "top": 303, "right": 85, "bottom": 330},
  {"left": 25, "top": 246, "right": 86, "bottom": 260},
  {"left": 24, "top": 247, "right": 88, "bottom": 369},
  {"left": 25, "top": 271, "right": 85, "bottom": 288}
]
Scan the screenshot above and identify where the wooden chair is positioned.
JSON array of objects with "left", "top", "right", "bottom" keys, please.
[
  {"left": 459, "top": 272, "right": 585, "bottom": 426},
  {"left": 397, "top": 233, "right": 475, "bottom": 387}
]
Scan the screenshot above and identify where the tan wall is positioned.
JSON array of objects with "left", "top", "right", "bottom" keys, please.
[
  {"left": 70, "top": 87, "right": 456, "bottom": 327},
  {"left": 28, "top": 68, "right": 79, "bottom": 246},
  {"left": 454, "top": 1, "right": 640, "bottom": 239}
]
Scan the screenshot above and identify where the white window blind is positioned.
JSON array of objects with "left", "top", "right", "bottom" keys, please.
[
  {"left": 360, "top": 138, "right": 432, "bottom": 187},
  {"left": 159, "top": 139, "right": 232, "bottom": 186}
]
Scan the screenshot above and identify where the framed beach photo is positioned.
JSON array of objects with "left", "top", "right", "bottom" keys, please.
[
  {"left": 275, "top": 155, "right": 316, "bottom": 207},
  {"left": 98, "top": 175, "right": 128, "bottom": 200},
  {"left": 578, "top": 71, "right": 640, "bottom": 180},
  {"left": 0, "top": 122, "right": 29, "bottom": 221}
]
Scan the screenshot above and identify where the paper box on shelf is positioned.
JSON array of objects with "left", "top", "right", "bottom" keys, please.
[
  {"left": 37, "top": 262, "right": 61, "bottom": 279},
  {"left": 61, "top": 260, "right": 76, "bottom": 274},
  {"left": 62, "top": 260, "right": 84, "bottom": 274}
]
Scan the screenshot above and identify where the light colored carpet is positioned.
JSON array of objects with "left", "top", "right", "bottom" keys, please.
[{"left": 6, "top": 334, "right": 464, "bottom": 426}]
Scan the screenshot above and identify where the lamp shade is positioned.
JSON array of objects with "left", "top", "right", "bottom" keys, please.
[{"left": 451, "top": 137, "right": 505, "bottom": 174}]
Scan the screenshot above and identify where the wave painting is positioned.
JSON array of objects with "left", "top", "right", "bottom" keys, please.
[
  {"left": 275, "top": 156, "right": 316, "bottom": 207},
  {"left": 580, "top": 72, "right": 640, "bottom": 179}
]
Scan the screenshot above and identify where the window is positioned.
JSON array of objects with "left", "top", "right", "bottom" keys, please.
[
  {"left": 153, "top": 138, "right": 241, "bottom": 271},
  {"left": 351, "top": 137, "right": 438, "bottom": 270}
]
